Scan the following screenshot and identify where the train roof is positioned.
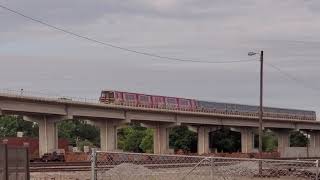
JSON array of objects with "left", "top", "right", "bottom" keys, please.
[{"left": 197, "top": 100, "right": 316, "bottom": 114}]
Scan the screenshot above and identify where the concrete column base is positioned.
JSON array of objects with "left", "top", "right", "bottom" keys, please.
[
  {"left": 197, "top": 126, "right": 210, "bottom": 155},
  {"left": 99, "top": 120, "right": 117, "bottom": 151},
  {"left": 274, "top": 129, "right": 290, "bottom": 157},
  {"left": 240, "top": 128, "right": 254, "bottom": 153},
  {"left": 306, "top": 131, "right": 320, "bottom": 157},
  {"left": 153, "top": 125, "right": 169, "bottom": 154},
  {"left": 309, "top": 131, "right": 320, "bottom": 148}
]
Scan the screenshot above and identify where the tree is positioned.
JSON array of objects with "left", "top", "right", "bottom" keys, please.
[
  {"left": 139, "top": 128, "right": 153, "bottom": 153},
  {"left": 290, "top": 131, "right": 308, "bottom": 147},
  {"left": 169, "top": 126, "right": 197, "bottom": 153},
  {"left": 262, "top": 131, "right": 278, "bottom": 152},
  {"left": 58, "top": 120, "right": 99, "bottom": 146},
  {"left": 0, "top": 115, "right": 38, "bottom": 137},
  {"left": 118, "top": 124, "right": 151, "bottom": 153},
  {"left": 210, "top": 128, "right": 241, "bottom": 153}
]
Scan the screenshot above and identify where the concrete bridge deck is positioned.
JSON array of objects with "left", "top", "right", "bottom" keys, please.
[{"left": 0, "top": 92, "right": 319, "bottom": 158}]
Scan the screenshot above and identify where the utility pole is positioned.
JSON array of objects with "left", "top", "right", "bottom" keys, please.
[
  {"left": 259, "top": 50, "right": 264, "bottom": 159},
  {"left": 248, "top": 50, "right": 264, "bottom": 174}
]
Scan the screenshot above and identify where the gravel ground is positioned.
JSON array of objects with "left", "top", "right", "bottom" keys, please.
[
  {"left": 214, "top": 161, "right": 259, "bottom": 176},
  {"left": 31, "top": 171, "right": 91, "bottom": 180}
]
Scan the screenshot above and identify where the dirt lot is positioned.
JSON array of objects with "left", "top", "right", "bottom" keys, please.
[{"left": 30, "top": 162, "right": 315, "bottom": 180}]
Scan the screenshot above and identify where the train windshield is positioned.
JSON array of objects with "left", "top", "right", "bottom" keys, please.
[
  {"left": 107, "top": 91, "right": 115, "bottom": 99},
  {"left": 101, "top": 91, "right": 115, "bottom": 103}
]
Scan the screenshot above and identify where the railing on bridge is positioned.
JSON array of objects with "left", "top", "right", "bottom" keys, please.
[{"left": 0, "top": 143, "right": 30, "bottom": 180}]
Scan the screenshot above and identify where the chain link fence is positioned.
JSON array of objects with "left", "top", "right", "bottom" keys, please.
[{"left": 91, "top": 151, "right": 319, "bottom": 180}]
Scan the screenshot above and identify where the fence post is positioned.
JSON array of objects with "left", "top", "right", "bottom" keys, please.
[
  {"left": 24, "top": 143, "right": 30, "bottom": 180},
  {"left": 210, "top": 157, "right": 214, "bottom": 180},
  {"left": 3, "top": 143, "right": 8, "bottom": 180},
  {"left": 316, "top": 160, "right": 319, "bottom": 180},
  {"left": 91, "top": 149, "right": 97, "bottom": 180}
]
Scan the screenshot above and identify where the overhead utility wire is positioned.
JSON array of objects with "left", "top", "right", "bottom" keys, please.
[
  {"left": 266, "top": 62, "right": 320, "bottom": 92},
  {"left": 0, "top": 4, "right": 256, "bottom": 64}
]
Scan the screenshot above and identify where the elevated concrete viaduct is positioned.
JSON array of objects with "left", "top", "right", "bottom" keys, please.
[{"left": 0, "top": 93, "right": 319, "bottom": 157}]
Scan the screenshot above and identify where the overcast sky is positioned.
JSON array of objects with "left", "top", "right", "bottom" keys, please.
[{"left": 0, "top": 0, "right": 319, "bottom": 116}]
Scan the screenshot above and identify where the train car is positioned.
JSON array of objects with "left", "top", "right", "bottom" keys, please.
[
  {"left": 165, "top": 97, "right": 179, "bottom": 109},
  {"left": 100, "top": 90, "right": 195, "bottom": 110},
  {"left": 137, "top": 94, "right": 152, "bottom": 107},
  {"left": 99, "top": 90, "right": 316, "bottom": 120},
  {"left": 197, "top": 100, "right": 316, "bottom": 120},
  {"left": 151, "top": 96, "right": 166, "bottom": 108}
]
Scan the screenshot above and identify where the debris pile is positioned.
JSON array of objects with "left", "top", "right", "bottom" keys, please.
[{"left": 105, "top": 163, "right": 153, "bottom": 179}]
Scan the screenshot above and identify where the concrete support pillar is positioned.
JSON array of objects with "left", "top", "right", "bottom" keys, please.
[
  {"left": 240, "top": 128, "right": 254, "bottom": 153},
  {"left": 24, "top": 115, "right": 69, "bottom": 157},
  {"left": 153, "top": 125, "right": 169, "bottom": 154},
  {"left": 142, "top": 122, "right": 179, "bottom": 154},
  {"left": 275, "top": 130, "right": 290, "bottom": 157},
  {"left": 99, "top": 120, "right": 117, "bottom": 151},
  {"left": 307, "top": 131, "right": 320, "bottom": 157},
  {"left": 39, "top": 118, "right": 58, "bottom": 156},
  {"left": 197, "top": 126, "right": 210, "bottom": 155},
  {"left": 309, "top": 131, "right": 320, "bottom": 148}
]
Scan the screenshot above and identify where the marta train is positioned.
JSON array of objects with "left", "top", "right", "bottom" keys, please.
[{"left": 99, "top": 90, "right": 316, "bottom": 120}]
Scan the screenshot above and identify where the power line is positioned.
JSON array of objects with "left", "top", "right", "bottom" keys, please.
[
  {"left": 266, "top": 62, "right": 320, "bottom": 92},
  {"left": 0, "top": 4, "right": 256, "bottom": 64}
]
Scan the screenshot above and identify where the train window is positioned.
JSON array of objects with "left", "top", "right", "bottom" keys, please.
[
  {"left": 179, "top": 99, "right": 189, "bottom": 106},
  {"left": 116, "top": 92, "right": 124, "bottom": 99},
  {"left": 227, "top": 104, "right": 236, "bottom": 110},
  {"left": 126, "top": 94, "right": 136, "bottom": 101},
  {"left": 108, "top": 92, "right": 115, "bottom": 99},
  {"left": 153, "top": 96, "right": 165, "bottom": 105},
  {"left": 166, "top": 98, "right": 177, "bottom": 104},
  {"left": 139, "top": 95, "right": 150, "bottom": 102}
]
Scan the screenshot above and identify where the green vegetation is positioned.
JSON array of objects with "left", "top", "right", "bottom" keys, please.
[
  {"left": 290, "top": 131, "right": 309, "bottom": 147},
  {"left": 0, "top": 115, "right": 38, "bottom": 137},
  {"left": 210, "top": 128, "right": 241, "bottom": 153},
  {"left": 262, "top": 131, "right": 278, "bottom": 152},
  {"left": 254, "top": 131, "right": 278, "bottom": 152},
  {"left": 139, "top": 128, "right": 154, "bottom": 153},
  {"left": 169, "top": 126, "right": 197, "bottom": 153},
  {"left": 58, "top": 120, "right": 100, "bottom": 147},
  {"left": 117, "top": 124, "right": 152, "bottom": 153}
]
